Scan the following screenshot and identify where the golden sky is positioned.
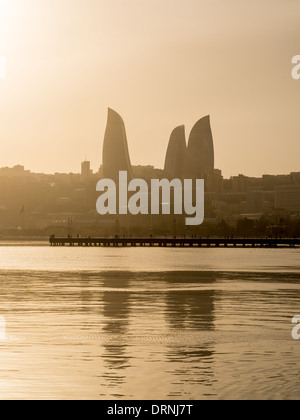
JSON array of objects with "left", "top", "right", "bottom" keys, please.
[{"left": 0, "top": 0, "right": 299, "bottom": 177}]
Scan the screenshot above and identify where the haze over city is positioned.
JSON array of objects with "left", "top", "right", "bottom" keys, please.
[
  {"left": 0, "top": 0, "right": 300, "bottom": 178},
  {"left": 1, "top": 1, "right": 300, "bottom": 403}
]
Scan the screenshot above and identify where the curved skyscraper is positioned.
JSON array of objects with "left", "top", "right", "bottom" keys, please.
[
  {"left": 185, "top": 115, "right": 214, "bottom": 177},
  {"left": 102, "top": 108, "right": 134, "bottom": 180},
  {"left": 164, "top": 125, "right": 187, "bottom": 179}
]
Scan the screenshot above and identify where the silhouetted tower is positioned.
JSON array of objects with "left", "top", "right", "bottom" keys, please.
[
  {"left": 185, "top": 115, "right": 214, "bottom": 177},
  {"left": 164, "top": 125, "right": 187, "bottom": 179},
  {"left": 102, "top": 108, "right": 134, "bottom": 180}
]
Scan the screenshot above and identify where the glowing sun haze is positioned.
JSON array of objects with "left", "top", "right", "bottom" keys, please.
[{"left": 0, "top": 0, "right": 299, "bottom": 177}]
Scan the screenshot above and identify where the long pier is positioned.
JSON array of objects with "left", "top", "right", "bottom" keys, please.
[{"left": 49, "top": 237, "right": 300, "bottom": 248}]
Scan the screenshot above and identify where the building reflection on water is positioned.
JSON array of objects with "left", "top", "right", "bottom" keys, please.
[
  {"left": 101, "top": 275, "right": 132, "bottom": 389},
  {"left": 164, "top": 272, "right": 215, "bottom": 330},
  {"left": 78, "top": 271, "right": 216, "bottom": 394},
  {"left": 163, "top": 272, "right": 216, "bottom": 394}
]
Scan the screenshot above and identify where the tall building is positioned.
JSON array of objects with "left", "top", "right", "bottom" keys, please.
[
  {"left": 164, "top": 125, "right": 186, "bottom": 179},
  {"left": 102, "top": 108, "right": 133, "bottom": 180},
  {"left": 81, "top": 160, "right": 92, "bottom": 179},
  {"left": 185, "top": 115, "right": 214, "bottom": 177}
]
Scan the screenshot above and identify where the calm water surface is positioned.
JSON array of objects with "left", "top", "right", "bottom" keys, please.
[{"left": 0, "top": 245, "right": 299, "bottom": 400}]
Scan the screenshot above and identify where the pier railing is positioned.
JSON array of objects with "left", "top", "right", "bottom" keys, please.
[{"left": 49, "top": 237, "right": 300, "bottom": 248}]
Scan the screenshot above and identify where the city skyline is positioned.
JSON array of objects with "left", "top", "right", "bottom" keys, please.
[
  {"left": 0, "top": 105, "right": 298, "bottom": 181},
  {"left": 1, "top": 0, "right": 300, "bottom": 404},
  {"left": 0, "top": 0, "right": 299, "bottom": 178}
]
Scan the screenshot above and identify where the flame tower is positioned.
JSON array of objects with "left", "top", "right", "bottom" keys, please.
[
  {"left": 164, "top": 125, "right": 187, "bottom": 179},
  {"left": 102, "top": 108, "right": 134, "bottom": 180},
  {"left": 185, "top": 115, "right": 214, "bottom": 177}
]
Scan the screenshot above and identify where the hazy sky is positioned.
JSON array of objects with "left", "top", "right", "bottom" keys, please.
[{"left": 0, "top": 0, "right": 299, "bottom": 177}]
